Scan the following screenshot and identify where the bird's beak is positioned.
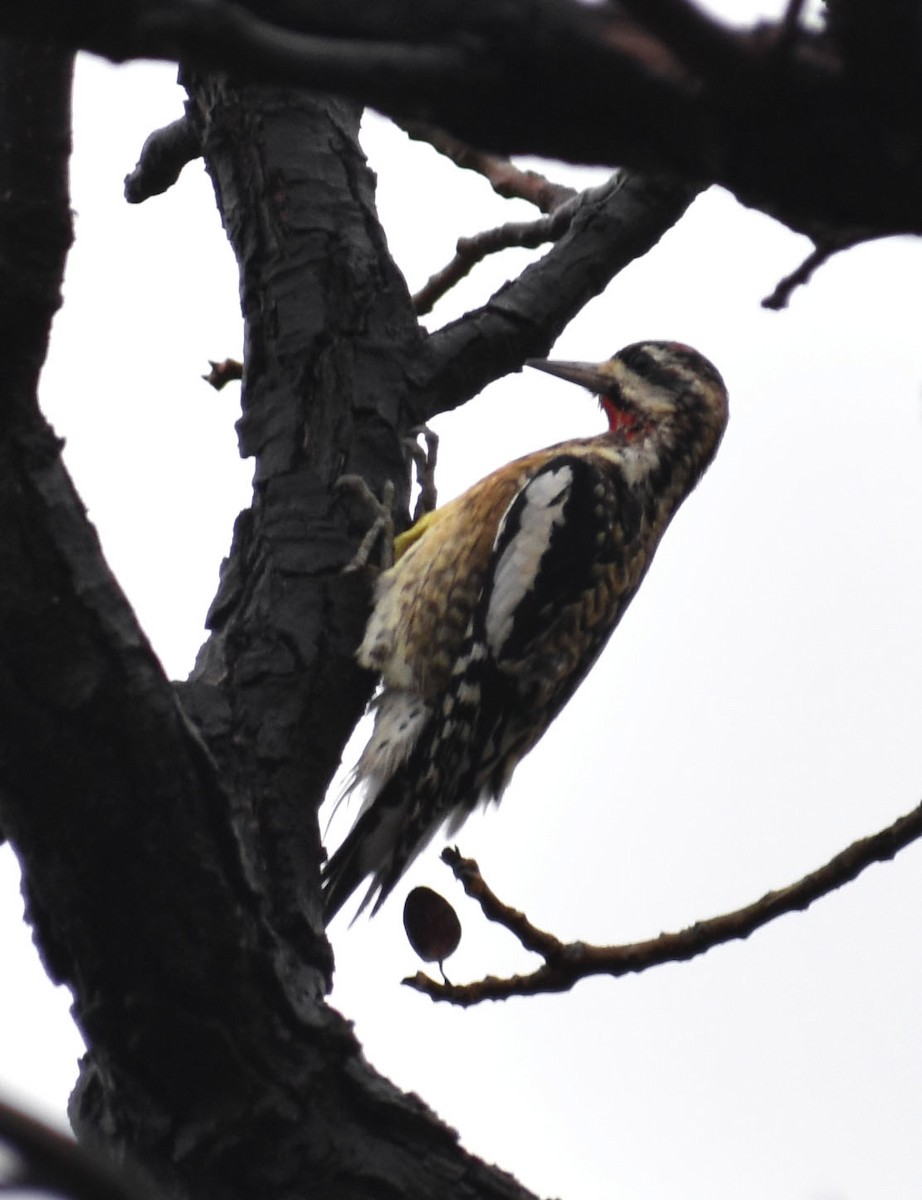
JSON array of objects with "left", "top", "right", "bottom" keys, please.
[{"left": 525, "top": 358, "right": 610, "bottom": 392}]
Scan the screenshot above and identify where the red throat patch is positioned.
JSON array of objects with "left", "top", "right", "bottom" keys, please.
[{"left": 601, "top": 395, "right": 641, "bottom": 438}]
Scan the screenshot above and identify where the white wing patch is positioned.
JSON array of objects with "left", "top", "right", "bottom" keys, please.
[{"left": 485, "top": 464, "right": 572, "bottom": 657}]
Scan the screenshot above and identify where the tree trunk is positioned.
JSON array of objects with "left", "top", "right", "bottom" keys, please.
[{"left": 0, "top": 36, "right": 699, "bottom": 1199}]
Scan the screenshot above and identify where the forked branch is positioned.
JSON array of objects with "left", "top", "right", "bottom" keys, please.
[
  {"left": 404, "top": 797, "right": 922, "bottom": 1004},
  {"left": 398, "top": 118, "right": 580, "bottom": 314},
  {"left": 412, "top": 194, "right": 584, "bottom": 315}
]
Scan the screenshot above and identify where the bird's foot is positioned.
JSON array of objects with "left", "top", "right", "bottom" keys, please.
[{"left": 335, "top": 475, "right": 396, "bottom": 571}]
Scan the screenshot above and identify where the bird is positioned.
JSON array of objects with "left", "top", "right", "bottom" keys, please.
[{"left": 323, "top": 340, "right": 729, "bottom": 922}]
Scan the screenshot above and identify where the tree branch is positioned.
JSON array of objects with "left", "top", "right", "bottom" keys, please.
[
  {"left": 405, "top": 797, "right": 922, "bottom": 1005},
  {"left": 124, "top": 112, "right": 201, "bottom": 203},
  {"left": 412, "top": 196, "right": 580, "bottom": 316},
  {"left": 394, "top": 118, "right": 575, "bottom": 213},
  {"left": 760, "top": 236, "right": 858, "bottom": 310},
  {"left": 408, "top": 171, "right": 701, "bottom": 423},
  {"left": 1, "top": 0, "right": 919, "bottom": 238}
]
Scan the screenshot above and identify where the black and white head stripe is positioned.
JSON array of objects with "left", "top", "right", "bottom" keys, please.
[{"left": 617, "top": 342, "right": 727, "bottom": 396}]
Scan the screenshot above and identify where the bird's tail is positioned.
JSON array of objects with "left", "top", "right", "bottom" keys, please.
[{"left": 322, "top": 762, "right": 440, "bottom": 923}]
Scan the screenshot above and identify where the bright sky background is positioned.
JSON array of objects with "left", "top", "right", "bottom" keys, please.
[{"left": 3, "top": 4, "right": 922, "bottom": 1198}]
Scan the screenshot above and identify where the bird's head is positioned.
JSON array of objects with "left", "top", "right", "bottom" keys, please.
[{"left": 526, "top": 340, "right": 728, "bottom": 445}]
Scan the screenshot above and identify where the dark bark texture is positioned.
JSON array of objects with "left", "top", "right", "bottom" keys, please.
[{"left": 0, "top": 21, "right": 699, "bottom": 1200}]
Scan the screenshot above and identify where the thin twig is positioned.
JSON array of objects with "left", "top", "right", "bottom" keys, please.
[
  {"left": 412, "top": 196, "right": 583, "bottom": 315},
  {"left": 761, "top": 238, "right": 855, "bottom": 309},
  {"left": 440, "top": 846, "right": 566, "bottom": 960},
  {"left": 203, "top": 358, "right": 243, "bottom": 390},
  {"left": 404, "top": 794, "right": 922, "bottom": 1005},
  {"left": 394, "top": 118, "right": 576, "bottom": 214}
]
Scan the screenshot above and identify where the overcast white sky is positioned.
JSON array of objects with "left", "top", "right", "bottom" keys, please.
[{"left": 3, "top": 5, "right": 922, "bottom": 1198}]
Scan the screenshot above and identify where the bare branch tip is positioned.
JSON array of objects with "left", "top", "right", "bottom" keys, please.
[
  {"left": 415, "top": 795, "right": 922, "bottom": 1004},
  {"left": 761, "top": 238, "right": 853, "bottom": 310}
]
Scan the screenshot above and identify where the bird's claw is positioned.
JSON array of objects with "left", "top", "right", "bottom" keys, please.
[{"left": 335, "top": 475, "right": 397, "bottom": 571}]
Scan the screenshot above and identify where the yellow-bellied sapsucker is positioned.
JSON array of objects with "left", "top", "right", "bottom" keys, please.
[{"left": 323, "top": 340, "right": 729, "bottom": 921}]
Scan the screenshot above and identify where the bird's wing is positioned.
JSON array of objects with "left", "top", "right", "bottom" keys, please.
[
  {"left": 425, "top": 452, "right": 647, "bottom": 811},
  {"left": 480, "top": 452, "right": 643, "bottom": 673}
]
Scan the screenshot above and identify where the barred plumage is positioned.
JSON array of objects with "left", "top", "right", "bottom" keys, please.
[{"left": 323, "top": 340, "right": 729, "bottom": 922}]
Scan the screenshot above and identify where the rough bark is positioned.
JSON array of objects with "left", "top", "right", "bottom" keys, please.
[{"left": 0, "top": 32, "right": 699, "bottom": 1200}]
